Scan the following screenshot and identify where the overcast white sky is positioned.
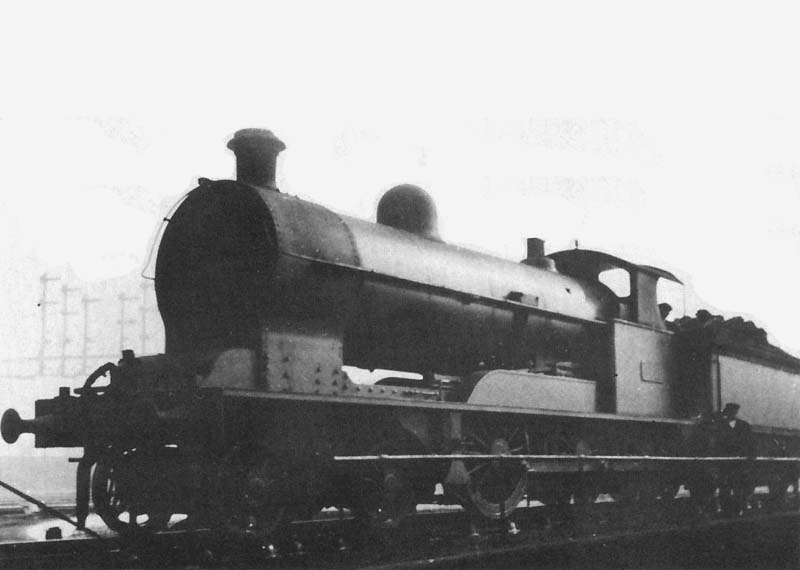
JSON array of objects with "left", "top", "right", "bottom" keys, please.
[{"left": 1, "top": 1, "right": 799, "bottom": 357}]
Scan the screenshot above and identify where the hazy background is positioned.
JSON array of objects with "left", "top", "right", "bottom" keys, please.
[{"left": 1, "top": 0, "right": 798, "bottom": 375}]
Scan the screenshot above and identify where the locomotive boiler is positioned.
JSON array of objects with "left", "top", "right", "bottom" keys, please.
[{"left": 3, "top": 128, "right": 799, "bottom": 535}]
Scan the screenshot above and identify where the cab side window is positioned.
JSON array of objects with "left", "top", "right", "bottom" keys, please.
[{"left": 599, "top": 268, "right": 632, "bottom": 320}]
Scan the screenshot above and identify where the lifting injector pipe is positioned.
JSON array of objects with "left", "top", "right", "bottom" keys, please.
[{"left": 334, "top": 454, "right": 800, "bottom": 462}]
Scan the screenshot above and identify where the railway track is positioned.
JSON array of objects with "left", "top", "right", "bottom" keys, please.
[{"left": 2, "top": 493, "right": 798, "bottom": 569}]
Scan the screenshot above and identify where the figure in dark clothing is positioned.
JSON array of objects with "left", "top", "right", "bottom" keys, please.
[
  {"left": 685, "top": 412, "right": 717, "bottom": 513},
  {"left": 717, "top": 403, "right": 754, "bottom": 456},
  {"left": 716, "top": 403, "right": 754, "bottom": 515}
]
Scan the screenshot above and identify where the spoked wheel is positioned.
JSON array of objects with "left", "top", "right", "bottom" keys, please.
[
  {"left": 349, "top": 440, "right": 423, "bottom": 529},
  {"left": 351, "top": 464, "right": 417, "bottom": 529},
  {"left": 536, "top": 430, "right": 590, "bottom": 506},
  {"left": 222, "top": 448, "right": 316, "bottom": 539},
  {"left": 92, "top": 448, "right": 177, "bottom": 535},
  {"left": 612, "top": 438, "right": 659, "bottom": 504},
  {"left": 463, "top": 424, "right": 530, "bottom": 519},
  {"left": 766, "top": 466, "right": 796, "bottom": 505},
  {"left": 238, "top": 460, "right": 293, "bottom": 536}
]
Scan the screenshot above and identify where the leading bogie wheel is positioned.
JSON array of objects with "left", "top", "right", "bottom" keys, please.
[{"left": 91, "top": 448, "right": 176, "bottom": 535}]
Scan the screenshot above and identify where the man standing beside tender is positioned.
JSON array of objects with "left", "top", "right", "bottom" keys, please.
[{"left": 716, "top": 403, "right": 754, "bottom": 516}]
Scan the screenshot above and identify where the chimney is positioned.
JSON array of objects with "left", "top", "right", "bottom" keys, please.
[
  {"left": 227, "top": 128, "right": 286, "bottom": 190},
  {"left": 526, "top": 238, "right": 545, "bottom": 259},
  {"left": 522, "top": 237, "right": 556, "bottom": 271}
]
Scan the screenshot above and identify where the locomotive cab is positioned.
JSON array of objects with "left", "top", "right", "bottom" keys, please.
[
  {"left": 549, "top": 249, "right": 682, "bottom": 330},
  {"left": 550, "top": 250, "right": 685, "bottom": 417}
]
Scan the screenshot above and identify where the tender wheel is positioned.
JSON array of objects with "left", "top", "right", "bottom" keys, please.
[
  {"left": 766, "top": 466, "right": 796, "bottom": 505},
  {"left": 463, "top": 424, "right": 530, "bottom": 519}
]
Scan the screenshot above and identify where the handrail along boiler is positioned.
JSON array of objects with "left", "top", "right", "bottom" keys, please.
[{"left": 3, "top": 128, "right": 800, "bottom": 533}]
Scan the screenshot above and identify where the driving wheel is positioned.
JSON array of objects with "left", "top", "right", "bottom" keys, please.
[{"left": 463, "top": 423, "right": 530, "bottom": 518}]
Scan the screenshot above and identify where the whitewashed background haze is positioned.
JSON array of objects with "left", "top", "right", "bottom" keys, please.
[{"left": 1, "top": 0, "right": 799, "bottom": 369}]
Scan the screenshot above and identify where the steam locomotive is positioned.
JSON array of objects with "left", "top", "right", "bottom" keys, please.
[{"left": 3, "top": 128, "right": 799, "bottom": 535}]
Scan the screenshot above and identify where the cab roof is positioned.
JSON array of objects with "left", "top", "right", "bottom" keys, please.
[{"left": 549, "top": 249, "right": 683, "bottom": 284}]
